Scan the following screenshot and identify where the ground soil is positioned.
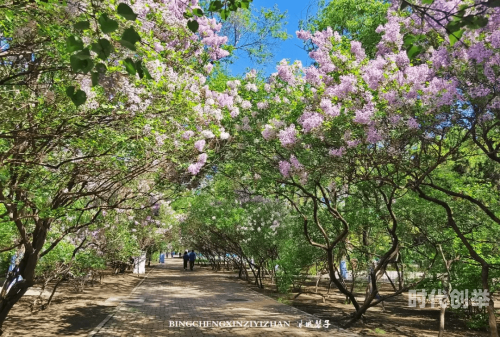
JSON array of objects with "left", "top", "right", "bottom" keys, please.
[
  {"left": 2, "top": 268, "right": 147, "bottom": 337},
  {"left": 227, "top": 270, "right": 499, "bottom": 337}
]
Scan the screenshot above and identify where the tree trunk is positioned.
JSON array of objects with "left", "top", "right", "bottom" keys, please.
[
  {"left": 43, "top": 277, "right": 65, "bottom": 310},
  {"left": 385, "top": 270, "right": 397, "bottom": 292},
  {"left": 0, "top": 222, "right": 49, "bottom": 333},
  {"left": 347, "top": 272, "right": 356, "bottom": 304},
  {"left": 326, "top": 248, "right": 360, "bottom": 311},
  {"left": 481, "top": 266, "right": 499, "bottom": 337},
  {"left": 395, "top": 262, "right": 404, "bottom": 290},
  {"left": 0, "top": 280, "right": 31, "bottom": 334},
  {"left": 315, "top": 273, "right": 321, "bottom": 293},
  {"left": 438, "top": 305, "right": 446, "bottom": 337}
]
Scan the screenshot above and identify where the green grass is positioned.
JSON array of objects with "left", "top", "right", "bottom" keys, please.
[{"left": 276, "top": 296, "right": 292, "bottom": 305}]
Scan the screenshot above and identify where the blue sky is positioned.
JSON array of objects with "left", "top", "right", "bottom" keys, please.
[{"left": 228, "top": 0, "right": 317, "bottom": 77}]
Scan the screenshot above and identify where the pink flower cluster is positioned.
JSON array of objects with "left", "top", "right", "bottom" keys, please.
[
  {"left": 188, "top": 151, "right": 208, "bottom": 175},
  {"left": 278, "top": 124, "right": 297, "bottom": 147},
  {"left": 278, "top": 155, "right": 307, "bottom": 184},
  {"left": 197, "top": 17, "right": 229, "bottom": 60},
  {"left": 203, "top": 0, "right": 500, "bottom": 182},
  {"left": 262, "top": 124, "right": 276, "bottom": 140},
  {"left": 279, "top": 160, "right": 291, "bottom": 178},
  {"left": 194, "top": 139, "right": 205, "bottom": 152},
  {"left": 329, "top": 147, "right": 345, "bottom": 157},
  {"left": 298, "top": 112, "right": 324, "bottom": 133},
  {"left": 320, "top": 99, "right": 340, "bottom": 117}
]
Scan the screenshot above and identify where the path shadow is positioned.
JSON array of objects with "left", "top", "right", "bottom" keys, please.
[{"left": 57, "top": 305, "right": 115, "bottom": 335}]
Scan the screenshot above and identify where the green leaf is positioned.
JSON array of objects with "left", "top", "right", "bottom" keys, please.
[
  {"left": 74, "top": 48, "right": 91, "bottom": 60},
  {"left": 98, "top": 14, "right": 119, "bottom": 34},
  {"left": 446, "top": 20, "right": 464, "bottom": 33},
  {"left": 462, "top": 16, "right": 489, "bottom": 29},
  {"left": 117, "top": 3, "right": 138, "bottom": 21},
  {"left": 400, "top": 0, "right": 410, "bottom": 10},
  {"left": 123, "top": 57, "right": 136, "bottom": 75},
  {"left": 452, "top": 4, "right": 467, "bottom": 20},
  {"left": 187, "top": 20, "right": 199, "bottom": 33},
  {"left": 76, "top": 58, "right": 94, "bottom": 73},
  {"left": 403, "top": 34, "right": 417, "bottom": 49},
  {"left": 142, "top": 65, "right": 152, "bottom": 80},
  {"left": 421, "top": 0, "right": 434, "bottom": 4},
  {"left": 4, "top": 10, "right": 13, "bottom": 22},
  {"left": 91, "top": 72, "right": 100, "bottom": 87},
  {"left": 66, "top": 36, "right": 84, "bottom": 52},
  {"left": 95, "top": 63, "right": 107, "bottom": 74},
  {"left": 135, "top": 60, "right": 144, "bottom": 79},
  {"left": 449, "top": 29, "right": 464, "bottom": 46},
  {"left": 66, "top": 86, "right": 75, "bottom": 96},
  {"left": 91, "top": 38, "right": 114, "bottom": 60},
  {"left": 474, "top": 16, "right": 489, "bottom": 29},
  {"left": 74, "top": 21, "right": 90, "bottom": 30},
  {"left": 69, "top": 55, "right": 83, "bottom": 72},
  {"left": 208, "top": 0, "right": 223, "bottom": 11},
  {"left": 70, "top": 54, "right": 94, "bottom": 73},
  {"left": 193, "top": 8, "right": 204, "bottom": 17},
  {"left": 220, "top": 8, "right": 229, "bottom": 20},
  {"left": 119, "top": 27, "right": 141, "bottom": 51},
  {"left": 183, "top": 11, "right": 193, "bottom": 19},
  {"left": 66, "top": 86, "right": 87, "bottom": 106},
  {"left": 407, "top": 45, "right": 423, "bottom": 59},
  {"left": 240, "top": 0, "right": 250, "bottom": 9},
  {"left": 71, "top": 90, "right": 87, "bottom": 106},
  {"left": 133, "top": 60, "right": 153, "bottom": 80}
]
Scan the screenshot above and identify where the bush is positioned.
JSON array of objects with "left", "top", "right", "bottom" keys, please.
[
  {"left": 0, "top": 252, "right": 12, "bottom": 277},
  {"left": 466, "top": 312, "right": 489, "bottom": 330}
]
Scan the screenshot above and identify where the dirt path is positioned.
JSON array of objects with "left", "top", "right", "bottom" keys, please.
[{"left": 93, "top": 260, "right": 358, "bottom": 337}]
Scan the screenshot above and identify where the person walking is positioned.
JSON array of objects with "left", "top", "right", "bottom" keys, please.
[
  {"left": 188, "top": 250, "right": 196, "bottom": 271},
  {"left": 183, "top": 250, "right": 189, "bottom": 270}
]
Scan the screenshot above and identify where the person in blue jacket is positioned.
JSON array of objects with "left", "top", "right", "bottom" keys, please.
[
  {"left": 183, "top": 250, "right": 189, "bottom": 270},
  {"left": 188, "top": 250, "right": 196, "bottom": 270}
]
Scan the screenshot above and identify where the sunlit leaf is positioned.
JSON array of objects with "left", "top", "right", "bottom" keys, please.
[
  {"left": 449, "top": 29, "right": 464, "bottom": 46},
  {"left": 193, "top": 8, "right": 204, "bottom": 17},
  {"left": 407, "top": 45, "right": 423, "bottom": 59},
  {"left": 123, "top": 57, "right": 136, "bottom": 75}
]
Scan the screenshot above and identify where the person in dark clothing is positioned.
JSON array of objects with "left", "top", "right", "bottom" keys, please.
[
  {"left": 182, "top": 250, "right": 189, "bottom": 270},
  {"left": 188, "top": 250, "right": 196, "bottom": 270}
]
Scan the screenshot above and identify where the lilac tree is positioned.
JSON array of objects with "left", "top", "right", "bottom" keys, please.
[{"left": 186, "top": 1, "right": 500, "bottom": 333}]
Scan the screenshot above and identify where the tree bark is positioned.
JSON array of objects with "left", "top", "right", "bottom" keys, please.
[
  {"left": 438, "top": 305, "right": 446, "bottom": 337},
  {"left": 482, "top": 266, "right": 499, "bottom": 337},
  {"left": 43, "top": 277, "right": 65, "bottom": 310},
  {"left": 0, "top": 220, "right": 50, "bottom": 333}
]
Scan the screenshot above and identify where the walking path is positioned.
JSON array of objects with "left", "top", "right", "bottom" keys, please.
[{"left": 92, "top": 259, "right": 358, "bottom": 337}]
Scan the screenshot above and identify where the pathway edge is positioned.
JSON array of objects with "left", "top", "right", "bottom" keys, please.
[{"left": 87, "top": 267, "right": 154, "bottom": 337}]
